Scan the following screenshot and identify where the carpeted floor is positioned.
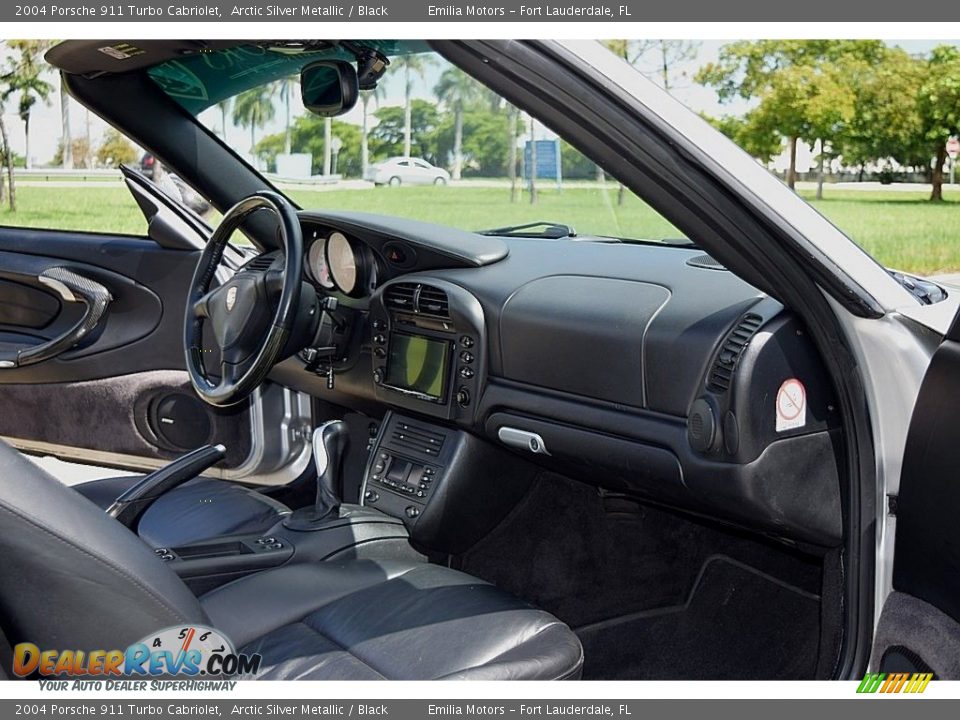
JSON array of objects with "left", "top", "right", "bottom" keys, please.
[
  {"left": 455, "top": 471, "right": 830, "bottom": 680},
  {"left": 576, "top": 555, "right": 821, "bottom": 679}
]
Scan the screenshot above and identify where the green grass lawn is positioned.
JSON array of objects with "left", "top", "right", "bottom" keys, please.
[{"left": 2, "top": 184, "right": 959, "bottom": 275}]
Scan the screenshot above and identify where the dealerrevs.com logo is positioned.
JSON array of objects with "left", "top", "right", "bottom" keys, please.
[{"left": 13, "top": 625, "right": 261, "bottom": 685}]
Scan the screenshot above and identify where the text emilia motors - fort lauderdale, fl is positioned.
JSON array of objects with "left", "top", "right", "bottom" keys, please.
[{"left": 17, "top": 2, "right": 636, "bottom": 18}]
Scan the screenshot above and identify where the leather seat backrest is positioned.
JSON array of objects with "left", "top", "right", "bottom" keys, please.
[{"left": 0, "top": 440, "right": 205, "bottom": 660}]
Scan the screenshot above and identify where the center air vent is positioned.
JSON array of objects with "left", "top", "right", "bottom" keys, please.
[
  {"left": 384, "top": 283, "right": 450, "bottom": 318},
  {"left": 706, "top": 313, "right": 763, "bottom": 393},
  {"left": 391, "top": 420, "right": 446, "bottom": 457}
]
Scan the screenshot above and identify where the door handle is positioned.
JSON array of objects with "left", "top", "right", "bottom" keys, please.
[{"left": 0, "top": 268, "right": 112, "bottom": 368}]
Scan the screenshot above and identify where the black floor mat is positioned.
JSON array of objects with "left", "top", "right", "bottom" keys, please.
[
  {"left": 577, "top": 555, "right": 822, "bottom": 680},
  {"left": 457, "top": 472, "right": 823, "bottom": 629}
]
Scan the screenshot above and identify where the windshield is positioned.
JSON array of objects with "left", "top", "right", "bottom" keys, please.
[{"left": 151, "top": 42, "right": 687, "bottom": 244}]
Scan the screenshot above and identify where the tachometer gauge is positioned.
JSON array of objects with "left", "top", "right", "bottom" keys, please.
[
  {"left": 326, "top": 231, "right": 359, "bottom": 295},
  {"left": 308, "top": 237, "right": 335, "bottom": 289}
]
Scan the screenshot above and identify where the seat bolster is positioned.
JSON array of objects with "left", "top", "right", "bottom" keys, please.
[
  {"left": 0, "top": 440, "right": 206, "bottom": 652},
  {"left": 437, "top": 623, "right": 584, "bottom": 680},
  {"left": 200, "top": 560, "right": 420, "bottom": 649}
]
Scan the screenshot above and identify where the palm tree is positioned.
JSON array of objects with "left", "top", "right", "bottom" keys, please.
[
  {"left": 434, "top": 67, "right": 482, "bottom": 180},
  {"left": 232, "top": 86, "right": 276, "bottom": 166},
  {"left": 60, "top": 74, "right": 72, "bottom": 169},
  {"left": 4, "top": 40, "right": 54, "bottom": 171},
  {"left": 360, "top": 85, "right": 384, "bottom": 178},
  {"left": 215, "top": 97, "right": 233, "bottom": 141},
  {"left": 392, "top": 55, "right": 434, "bottom": 158},
  {"left": 277, "top": 77, "right": 298, "bottom": 155}
]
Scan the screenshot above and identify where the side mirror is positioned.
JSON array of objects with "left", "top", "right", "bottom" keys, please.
[{"left": 300, "top": 60, "right": 359, "bottom": 117}]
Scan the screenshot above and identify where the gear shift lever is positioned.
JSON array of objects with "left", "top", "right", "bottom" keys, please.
[
  {"left": 284, "top": 420, "right": 349, "bottom": 530},
  {"left": 312, "top": 420, "right": 349, "bottom": 519}
]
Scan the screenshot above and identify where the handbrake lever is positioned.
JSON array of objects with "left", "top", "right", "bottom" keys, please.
[{"left": 106, "top": 444, "right": 226, "bottom": 531}]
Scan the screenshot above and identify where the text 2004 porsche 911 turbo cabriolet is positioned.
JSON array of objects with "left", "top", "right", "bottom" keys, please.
[{"left": 0, "top": 39, "right": 957, "bottom": 682}]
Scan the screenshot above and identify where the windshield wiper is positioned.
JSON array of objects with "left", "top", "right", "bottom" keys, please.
[{"left": 476, "top": 221, "right": 577, "bottom": 239}]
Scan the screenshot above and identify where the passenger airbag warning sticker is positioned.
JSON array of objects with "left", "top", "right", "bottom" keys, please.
[{"left": 776, "top": 378, "right": 806, "bottom": 432}]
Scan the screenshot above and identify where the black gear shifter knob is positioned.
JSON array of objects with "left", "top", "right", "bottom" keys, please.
[{"left": 312, "top": 420, "right": 349, "bottom": 520}]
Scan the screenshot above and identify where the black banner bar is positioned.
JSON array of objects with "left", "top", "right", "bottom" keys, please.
[{"left": 5, "top": 0, "right": 960, "bottom": 22}]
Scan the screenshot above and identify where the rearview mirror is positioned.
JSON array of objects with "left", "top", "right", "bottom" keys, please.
[{"left": 300, "top": 60, "right": 359, "bottom": 117}]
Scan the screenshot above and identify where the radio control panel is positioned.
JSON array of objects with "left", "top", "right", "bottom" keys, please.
[{"left": 369, "top": 278, "right": 486, "bottom": 422}]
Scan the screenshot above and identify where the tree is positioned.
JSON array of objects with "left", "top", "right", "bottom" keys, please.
[
  {"left": 359, "top": 85, "right": 384, "bottom": 177},
  {"left": 697, "top": 40, "right": 886, "bottom": 188},
  {"left": 507, "top": 105, "right": 520, "bottom": 202},
  {"left": 3, "top": 40, "right": 55, "bottom": 171},
  {"left": 434, "top": 67, "right": 483, "bottom": 180},
  {"left": 433, "top": 109, "right": 511, "bottom": 177},
  {"left": 60, "top": 73, "right": 72, "bottom": 169},
  {"left": 831, "top": 48, "right": 925, "bottom": 180},
  {"left": 52, "top": 138, "right": 92, "bottom": 169},
  {"left": 604, "top": 39, "right": 700, "bottom": 92},
  {"left": 215, "top": 97, "right": 233, "bottom": 140},
  {"left": 369, "top": 101, "right": 440, "bottom": 162},
  {"left": 391, "top": 55, "right": 435, "bottom": 157},
  {"left": 704, "top": 111, "right": 782, "bottom": 163},
  {"left": 96, "top": 128, "right": 138, "bottom": 168},
  {"left": 232, "top": 85, "right": 276, "bottom": 161},
  {"left": 917, "top": 45, "right": 960, "bottom": 201},
  {"left": 255, "top": 116, "right": 362, "bottom": 177},
  {"left": 277, "top": 77, "right": 298, "bottom": 154}
]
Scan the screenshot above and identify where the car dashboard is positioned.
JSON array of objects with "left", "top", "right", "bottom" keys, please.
[{"left": 262, "top": 210, "right": 843, "bottom": 551}]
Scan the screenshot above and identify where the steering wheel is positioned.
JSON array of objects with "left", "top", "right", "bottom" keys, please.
[{"left": 184, "top": 191, "right": 304, "bottom": 407}]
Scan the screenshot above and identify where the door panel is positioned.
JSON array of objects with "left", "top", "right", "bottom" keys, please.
[
  {"left": 871, "top": 311, "right": 960, "bottom": 679},
  {"left": 0, "top": 225, "right": 259, "bottom": 474},
  {"left": 0, "top": 228, "right": 193, "bottom": 382}
]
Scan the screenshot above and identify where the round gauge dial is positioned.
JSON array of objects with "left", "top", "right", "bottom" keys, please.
[
  {"left": 326, "top": 231, "right": 359, "bottom": 295},
  {"left": 307, "top": 237, "right": 335, "bottom": 289}
]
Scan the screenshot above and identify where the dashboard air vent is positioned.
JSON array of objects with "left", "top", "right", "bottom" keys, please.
[
  {"left": 384, "top": 283, "right": 417, "bottom": 312},
  {"left": 706, "top": 313, "right": 763, "bottom": 393},
  {"left": 242, "top": 255, "right": 275, "bottom": 273},
  {"left": 384, "top": 283, "right": 450, "bottom": 318},
  {"left": 417, "top": 285, "right": 450, "bottom": 318},
  {"left": 391, "top": 420, "right": 445, "bottom": 457}
]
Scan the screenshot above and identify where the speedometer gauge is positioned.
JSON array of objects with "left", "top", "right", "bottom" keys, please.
[
  {"left": 326, "top": 231, "right": 359, "bottom": 295},
  {"left": 308, "top": 238, "right": 335, "bottom": 289}
]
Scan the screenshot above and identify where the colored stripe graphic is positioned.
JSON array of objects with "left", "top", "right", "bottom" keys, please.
[{"left": 857, "top": 672, "right": 933, "bottom": 694}]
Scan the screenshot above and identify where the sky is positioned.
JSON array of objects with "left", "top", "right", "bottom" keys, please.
[{"left": 0, "top": 39, "right": 953, "bottom": 168}]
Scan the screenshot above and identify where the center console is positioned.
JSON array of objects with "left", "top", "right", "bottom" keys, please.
[{"left": 361, "top": 410, "right": 536, "bottom": 554}]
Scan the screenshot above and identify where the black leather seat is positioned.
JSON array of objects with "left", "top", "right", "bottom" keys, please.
[
  {"left": 0, "top": 440, "right": 583, "bottom": 680},
  {"left": 74, "top": 474, "right": 291, "bottom": 548}
]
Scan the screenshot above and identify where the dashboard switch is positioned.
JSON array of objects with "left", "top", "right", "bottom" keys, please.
[{"left": 456, "top": 387, "right": 471, "bottom": 407}]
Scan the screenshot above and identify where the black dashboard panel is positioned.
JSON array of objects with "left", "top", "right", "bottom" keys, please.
[
  {"left": 299, "top": 210, "right": 509, "bottom": 272},
  {"left": 499, "top": 276, "right": 669, "bottom": 407},
  {"left": 273, "top": 219, "right": 842, "bottom": 547}
]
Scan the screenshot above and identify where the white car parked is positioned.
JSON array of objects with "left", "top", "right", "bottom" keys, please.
[{"left": 365, "top": 157, "right": 450, "bottom": 186}]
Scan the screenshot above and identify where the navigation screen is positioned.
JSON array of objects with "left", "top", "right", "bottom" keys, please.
[{"left": 385, "top": 333, "right": 450, "bottom": 401}]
